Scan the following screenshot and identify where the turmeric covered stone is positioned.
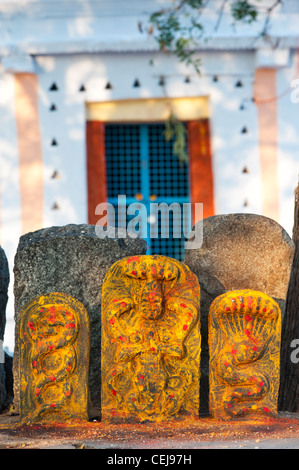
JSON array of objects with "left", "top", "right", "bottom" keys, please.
[
  {"left": 209, "top": 289, "right": 281, "bottom": 420},
  {"left": 101, "top": 255, "right": 201, "bottom": 422},
  {"left": 18, "top": 292, "right": 90, "bottom": 423}
]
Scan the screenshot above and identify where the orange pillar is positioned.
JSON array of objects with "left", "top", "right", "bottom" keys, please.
[
  {"left": 86, "top": 121, "right": 108, "bottom": 225},
  {"left": 254, "top": 69, "right": 280, "bottom": 222},
  {"left": 14, "top": 73, "right": 44, "bottom": 234},
  {"left": 187, "top": 119, "right": 215, "bottom": 223}
]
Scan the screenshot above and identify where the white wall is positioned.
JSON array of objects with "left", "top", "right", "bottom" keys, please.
[{"left": 0, "top": 41, "right": 298, "bottom": 353}]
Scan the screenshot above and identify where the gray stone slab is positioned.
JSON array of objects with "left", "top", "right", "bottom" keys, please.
[
  {"left": 184, "top": 213, "right": 295, "bottom": 413},
  {"left": 13, "top": 224, "right": 147, "bottom": 413},
  {"left": 0, "top": 245, "right": 9, "bottom": 412}
]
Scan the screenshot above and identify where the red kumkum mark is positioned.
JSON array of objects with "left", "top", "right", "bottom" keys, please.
[
  {"left": 120, "top": 302, "right": 127, "bottom": 308},
  {"left": 150, "top": 347, "right": 156, "bottom": 352},
  {"left": 66, "top": 322, "right": 75, "bottom": 328},
  {"left": 49, "top": 375, "right": 56, "bottom": 382},
  {"left": 32, "top": 360, "right": 37, "bottom": 368},
  {"left": 180, "top": 303, "right": 187, "bottom": 308},
  {"left": 50, "top": 404, "right": 56, "bottom": 408},
  {"left": 35, "top": 388, "right": 41, "bottom": 396},
  {"left": 245, "top": 314, "right": 252, "bottom": 322},
  {"left": 111, "top": 389, "right": 117, "bottom": 396},
  {"left": 247, "top": 296, "right": 253, "bottom": 309},
  {"left": 183, "top": 324, "right": 188, "bottom": 331},
  {"left": 27, "top": 321, "right": 35, "bottom": 331},
  {"left": 127, "top": 256, "right": 141, "bottom": 264},
  {"left": 231, "top": 348, "right": 237, "bottom": 355},
  {"left": 65, "top": 391, "right": 71, "bottom": 397},
  {"left": 138, "top": 375, "right": 145, "bottom": 381},
  {"left": 263, "top": 407, "right": 270, "bottom": 412},
  {"left": 244, "top": 329, "right": 259, "bottom": 345},
  {"left": 109, "top": 318, "right": 115, "bottom": 325},
  {"left": 148, "top": 291, "right": 157, "bottom": 301},
  {"left": 118, "top": 336, "right": 127, "bottom": 342}
]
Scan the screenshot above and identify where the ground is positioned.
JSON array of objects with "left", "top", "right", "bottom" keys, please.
[{"left": 1, "top": 408, "right": 299, "bottom": 449}]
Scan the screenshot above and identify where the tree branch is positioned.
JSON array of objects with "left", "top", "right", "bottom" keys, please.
[{"left": 214, "top": 0, "right": 229, "bottom": 32}]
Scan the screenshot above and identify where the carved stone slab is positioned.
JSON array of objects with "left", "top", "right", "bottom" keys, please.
[
  {"left": 101, "top": 255, "right": 201, "bottom": 422},
  {"left": 184, "top": 213, "right": 293, "bottom": 413},
  {"left": 18, "top": 292, "right": 90, "bottom": 423},
  {"left": 209, "top": 289, "right": 281, "bottom": 420},
  {"left": 13, "top": 223, "right": 146, "bottom": 412}
]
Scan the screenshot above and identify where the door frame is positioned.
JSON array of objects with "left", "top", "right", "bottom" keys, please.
[{"left": 86, "top": 97, "right": 214, "bottom": 226}]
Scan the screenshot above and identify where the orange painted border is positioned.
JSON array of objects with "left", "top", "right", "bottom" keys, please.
[
  {"left": 14, "top": 73, "right": 44, "bottom": 235},
  {"left": 254, "top": 69, "right": 280, "bottom": 221},
  {"left": 187, "top": 119, "right": 215, "bottom": 223},
  {"left": 86, "top": 121, "right": 107, "bottom": 225}
]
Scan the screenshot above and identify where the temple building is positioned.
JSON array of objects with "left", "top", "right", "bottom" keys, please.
[{"left": 0, "top": 0, "right": 298, "bottom": 351}]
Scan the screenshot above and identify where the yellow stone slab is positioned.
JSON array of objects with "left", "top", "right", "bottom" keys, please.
[
  {"left": 101, "top": 255, "right": 201, "bottom": 422},
  {"left": 18, "top": 292, "right": 90, "bottom": 423},
  {"left": 209, "top": 289, "right": 281, "bottom": 420}
]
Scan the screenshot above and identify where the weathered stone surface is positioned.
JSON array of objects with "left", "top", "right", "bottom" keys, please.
[
  {"left": 209, "top": 289, "right": 281, "bottom": 420},
  {"left": 101, "top": 255, "right": 201, "bottom": 422},
  {"left": 184, "top": 213, "right": 294, "bottom": 413},
  {"left": 18, "top": 292, "right": 90, "bottom": 423},
  {"left": 13, "top": 224, "right": 147, "bottom": 412},
  {"left": 0, "top": 246, "right": 9, "bottom": 412}
]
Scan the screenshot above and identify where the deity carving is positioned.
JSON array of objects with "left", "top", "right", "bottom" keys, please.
[
  {"left": 101, "top": 255, "right": 201, "bottom": 422},
  {"left": 18, "top": 292, "right": 90, "bottom": 423},
  {"left": 209, "top": 289, "right": 281, "bottom": 420}
]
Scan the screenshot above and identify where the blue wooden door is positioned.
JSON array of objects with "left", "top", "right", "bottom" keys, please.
[{"left": 105, "top": 123, "right": 190, "bottom": 261}]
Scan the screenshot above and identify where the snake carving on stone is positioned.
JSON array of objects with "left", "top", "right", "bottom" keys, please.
[
  {"left": 101, "top": 255, "right": 201, "bottom": 422},
  {"left": 209, "top": 289, "right": 281, "bottom": 420},
  {"left": 19, "top": 293, "right": 90, "bottom": 423}
]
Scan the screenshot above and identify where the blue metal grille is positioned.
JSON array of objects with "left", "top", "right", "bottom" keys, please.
[
  {"left": 149, "top": 208, "right": 191, "bottom": 261},
  {"left": 105, "top": 124, "right": 141, "bottom": 198},
  {"left": 105, "top": 123, "right": 190, "bottom": 261},
  {"left": 148, "top": 124, "right": 189, "bottom": 198}
]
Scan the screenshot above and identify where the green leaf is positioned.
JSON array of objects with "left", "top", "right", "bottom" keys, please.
[{"left": 231, "top": 0, "right": 258, "bottom": 23}]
